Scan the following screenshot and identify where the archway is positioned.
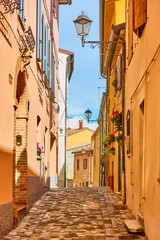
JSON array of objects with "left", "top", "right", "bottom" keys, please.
[{"left": 13, "top": 69, "right": 28, "bottom": 224}]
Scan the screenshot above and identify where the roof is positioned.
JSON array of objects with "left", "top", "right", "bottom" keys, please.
[
  {"left": 72, "top": 145, "right": 93, "bottom": 154},
  {"left": 59, "top": 48, "right": 74, "bottom": 82},
  {"left": 66, "top": 127, "right": 94, "bottom": 136},
  {"left": 91, "top": 126, "right": 100, "bottom": 138}
]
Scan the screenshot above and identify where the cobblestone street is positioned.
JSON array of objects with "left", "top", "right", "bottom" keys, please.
[{"left": 4, "top": 187, "right": 146, "bottom": 240}]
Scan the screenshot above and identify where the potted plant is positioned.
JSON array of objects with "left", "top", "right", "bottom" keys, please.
[
  {"left": 37, "top": 142, "right": 44, "bottom": 160},
  {"left": 103, "top": 133, "right": 115, "bottom": 147},
  {"left": 109, "top": 146, "right": 115, "bottom": 155},
  {"left": 116, "top": 134, "right": 123, "bottom": 146},
  {"left": 111, "top": 110, "right": 122, "bottom": 125}
]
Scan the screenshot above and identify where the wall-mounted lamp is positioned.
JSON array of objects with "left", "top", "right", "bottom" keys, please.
[
  {"left": 59, "top": 127, "right": 63, "bottom": 134},
  {"left": 73, "top": 11, "right": 124, "bottom": 48},
  {"left": 16, "top": 135, "right": 22, "bottom": 146}
]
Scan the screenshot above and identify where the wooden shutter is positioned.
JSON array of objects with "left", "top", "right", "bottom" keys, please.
[
  {"left": 128, "top": 0, "right": 133, "bottom": 65},
  {"left": 134, "top": 0, "right": 147, "bottom": 30},
  {"left": 49, "top": 37, "right": 52, "bottom": 88},
  {"left": 46, "top": 24, "right": 49, "bottom": 79},
  {"left": 117, "top": 55, "right": 122, "bottom": 90},
  {"left": 43, "top": 12, "right": 46, "bottom": 73},
  {"left": 20, "top": 0, "right": 25, "bottom": 22},
  {"left": 37, "top": 0, "right": 42, "bottom": 61},
  {"left": 52, "top": 55, "right": 55, "bottom": 94}
]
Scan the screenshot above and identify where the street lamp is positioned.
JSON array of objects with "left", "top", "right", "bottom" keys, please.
[
  {"left": 73, "top": 12, "right": 124, "bottom": 48},
  {"left": 84, "top": 109, "right": 92, "bottom": 123},
  {"left": 73, "top": 11, "right": 92, "bottom": 47}
]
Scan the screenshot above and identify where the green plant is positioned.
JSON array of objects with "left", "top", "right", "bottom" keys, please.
[
  {"left": 109, "top": 147, "right": 115, "bottom": 155},
  {"left": 112, "top": 78, "right": 117, "bottom": 88},
  {"left": 111, "top": 110, "right": 122, "bottom": 125},
  {"left": 103, "top": 133, "right": 115, "bottom": 147},
  {"left": 116, "top": 134, "right": 123, "bottom": 146}
]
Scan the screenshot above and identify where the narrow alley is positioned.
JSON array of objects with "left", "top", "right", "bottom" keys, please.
[{"left": 4, "top": 187, "right": 146, "bottom": 240}]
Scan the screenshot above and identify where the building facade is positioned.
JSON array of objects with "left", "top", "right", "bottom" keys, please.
[
  {"left": 0, "top": 0, "right": 71, "bottom": 238},
  {"left": 125, "top": 0, "right": 160, "bottom": 239},
  {"left": 92, "top": 126, "right": 101, "bottom": 187},
  {"left": 73, "top": 146, "right": 93, "bottom": 187},
  {"left": 58, "top": 48, "right": 74, "bottom": 187},
  {"left": 99, "top": 0, "right": 125, "bottom": 201},
  {"left": 66, "top": 121, "right": 94, "bottom": 187}
]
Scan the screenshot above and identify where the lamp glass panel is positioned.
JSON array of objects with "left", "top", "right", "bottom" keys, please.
[
  {"left": 83, "top": 22, "right": 92, "bottom": 35},
  {"left": 74, "top": 22, "right": 83, "bottom": 35}
]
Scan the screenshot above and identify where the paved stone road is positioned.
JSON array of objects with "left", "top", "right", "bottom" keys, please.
[{"left": 4, "top": 187, "right": 147, "bottom": 240}]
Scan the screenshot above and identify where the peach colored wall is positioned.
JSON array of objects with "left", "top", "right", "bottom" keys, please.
[
  {"left": 0, "top": 0, "right": 59, "bottom": 201},
  {"left": 73, "top": 152, "right": 91, "bottom": 187},
  {"left": 125, "top": 0, "right": 160, "bottom": 239}
]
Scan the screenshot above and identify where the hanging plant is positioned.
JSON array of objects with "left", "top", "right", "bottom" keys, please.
[
  {"left": 37, "top": 142, "right": 44, "bottom": 156},
  {"left": 116, "top": 134, "right": 123, "bottom": 146},
  {"left": 112, "top": 78, "right": 117, "bottom": 89},
  {"left": 103, "top": 133, "right": 115, "bottom": 147},
  {"left": 111, "top": 110, "right": 122, "bottom": 125},
  {"left": 109, "top": 147, "right": 115, "bottom": 155}
]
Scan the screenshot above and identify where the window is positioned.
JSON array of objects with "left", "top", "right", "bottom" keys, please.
[
  {"left": 77, "top": 159, "right": 79, "bottom": 170},
  {"left": 133, "top": 0, "right": 147, "bottom": 37},
  {"left": 42, "top": 12, "right": 46, "bottom": 73},
  {"left": 37, "top": 0, "right": 42, "bottom": 61},
  {"left": 45, "top": 24, "right": 49, "bottom": 80},
  {"left": 128, "top": 0, "right": 133, "bottom": 64},
  {"left": 83, "top": 159, "right": 87, "bottom": 169},
  {"left": 19, "top": 0, "right": 25, "bottom": 23},
  {"left": 126, "top": 110, "right": 131, "bottom": 155}
]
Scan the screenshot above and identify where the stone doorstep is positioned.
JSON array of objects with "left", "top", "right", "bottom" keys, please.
[{"left": 124, "top": 220, "right": 144, "bottom": 233}]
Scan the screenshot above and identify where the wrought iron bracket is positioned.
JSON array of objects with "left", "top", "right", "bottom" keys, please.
[
  {"left": 0, "top": 0, "right": 20, "bottom": 15},
  {"left": 83, "top": 40, "right": 125, "bottom": 51}
]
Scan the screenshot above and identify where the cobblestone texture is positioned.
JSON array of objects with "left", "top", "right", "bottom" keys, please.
[{"left": 3, "top": 187, "right": 147, "bottom": 240}]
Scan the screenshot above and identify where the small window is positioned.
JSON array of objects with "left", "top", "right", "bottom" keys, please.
[
  {"left": 126, "top": 110, "right": 131, "bottom": 155},
  {"left": 83, "top": 159, "right": 87, "bottom": 169},
  {"left": 77, "top": 159, "right": 79, "bottom": 170}
]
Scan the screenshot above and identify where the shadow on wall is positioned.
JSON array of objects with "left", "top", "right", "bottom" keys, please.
[
  {"left": 0, "top": 148, "right": 13, "bottom": 240},
  {"left": 57, "top": 162, "right": 65, "bottom": 188}
]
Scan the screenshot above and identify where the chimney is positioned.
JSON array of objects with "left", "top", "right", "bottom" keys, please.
[{"left": 79, "top": 120, "right": 83, "bottom": 129}]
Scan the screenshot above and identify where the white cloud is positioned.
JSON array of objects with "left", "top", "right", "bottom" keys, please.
[{"left": 67, "top": 116, "right": 98, "bottom": 132}]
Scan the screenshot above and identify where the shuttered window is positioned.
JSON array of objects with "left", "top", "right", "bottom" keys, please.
[
  {"left": 49, "top": 37, "right": 52, "bottom": 89},
  {"left": 46, "top": 24, "right": 49, "bottom": 80},
  {"left": 52, "top": 55, "right": 55, "bottom": 94},
  {"left": 83, "top": 159, "right": 87, "bottom": 169},
  {"left": 19, "top": 0, "right": 25, "bottom": 22},
  {"left": 37, "top": 0, "right": 42, "bottom": 61},
  {"left": 128, "top": 0, "right": 133, "bottom": 65},
  {"left": 126, "top": 110, "right": 131, "bottom": 155},
  {"left": 134, "top": 0, "right": 147, "bottom": 31},
  {"left": 43, "top": 12, "right": 46, "bottom": 73}
]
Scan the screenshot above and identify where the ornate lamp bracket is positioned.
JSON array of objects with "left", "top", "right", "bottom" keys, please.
[{"left": 0, "top": 0, "right": 20, "bottom": 15}]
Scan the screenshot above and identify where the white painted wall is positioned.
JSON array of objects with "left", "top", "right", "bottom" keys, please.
[{"left": 58, "top": 52, "right": 68, "bottom": 187}]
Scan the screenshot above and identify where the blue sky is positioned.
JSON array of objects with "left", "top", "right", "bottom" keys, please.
[{"left": 59, "top": 0, "right": 106, "bottom": 129}]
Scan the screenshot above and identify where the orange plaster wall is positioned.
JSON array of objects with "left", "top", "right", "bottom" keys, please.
[{"left": 0, "top": 148, "right": 12, "bottom": 204}]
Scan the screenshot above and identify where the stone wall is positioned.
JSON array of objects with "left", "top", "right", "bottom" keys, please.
[{"left": 0, "top": 202, "right": 13, "bottom": 240}]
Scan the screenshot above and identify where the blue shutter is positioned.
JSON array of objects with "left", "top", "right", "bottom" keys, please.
[
  {"left": 43, "top": 162, "right": 44, "bottom": 177},
  {"left": 37, "top": 0, "right": 42, "bottom": 61},
  {"left": 49, "top": 37, "right": 52, "bottom": 88},
  {"left": 52, "top": 55, "right": 55, "bottom": 94},
  {"left": 19, "top": 0, "right": 25, "bottom": 22},
  {"left": 39, "top": 161, "right": 41, "bottom": 177},
  {"left": 43, "top": 12, "right": 46, "bottom": 73},
  {"left": 46, "top": 24, "right": 49, "bottom": 79}
]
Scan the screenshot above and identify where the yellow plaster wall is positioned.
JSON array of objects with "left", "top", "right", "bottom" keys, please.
[
  {"left": 92, "top": 128, "right": 100, "bottom": 187},
  {"left": 67, "top": 129, "right": 94, "bottom": 150},
  {"left": 115, "top": 0, "right": 125, "bottom": 25}
]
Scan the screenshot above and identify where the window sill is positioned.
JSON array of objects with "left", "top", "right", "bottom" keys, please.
[{"left": 37, "top": 155, "right": 42, "bottom": 160}]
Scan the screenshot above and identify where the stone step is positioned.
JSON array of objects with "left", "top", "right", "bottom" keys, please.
[{"left": 124, "top": 219, "right": 144, "bottom": 233}]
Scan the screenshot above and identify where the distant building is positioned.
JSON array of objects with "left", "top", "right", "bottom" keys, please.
[
  {"left": 58, "top": 49, "right": 74, "bottom": 187},
  {"left": 92, "top": 126, "right": 100, "bottom": 187},
  {"left": 66, "top": 120, "right": 94, "bottom": 187},
  {"left": 73, "top": 146, "right": 93, "bottom": 187}
]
